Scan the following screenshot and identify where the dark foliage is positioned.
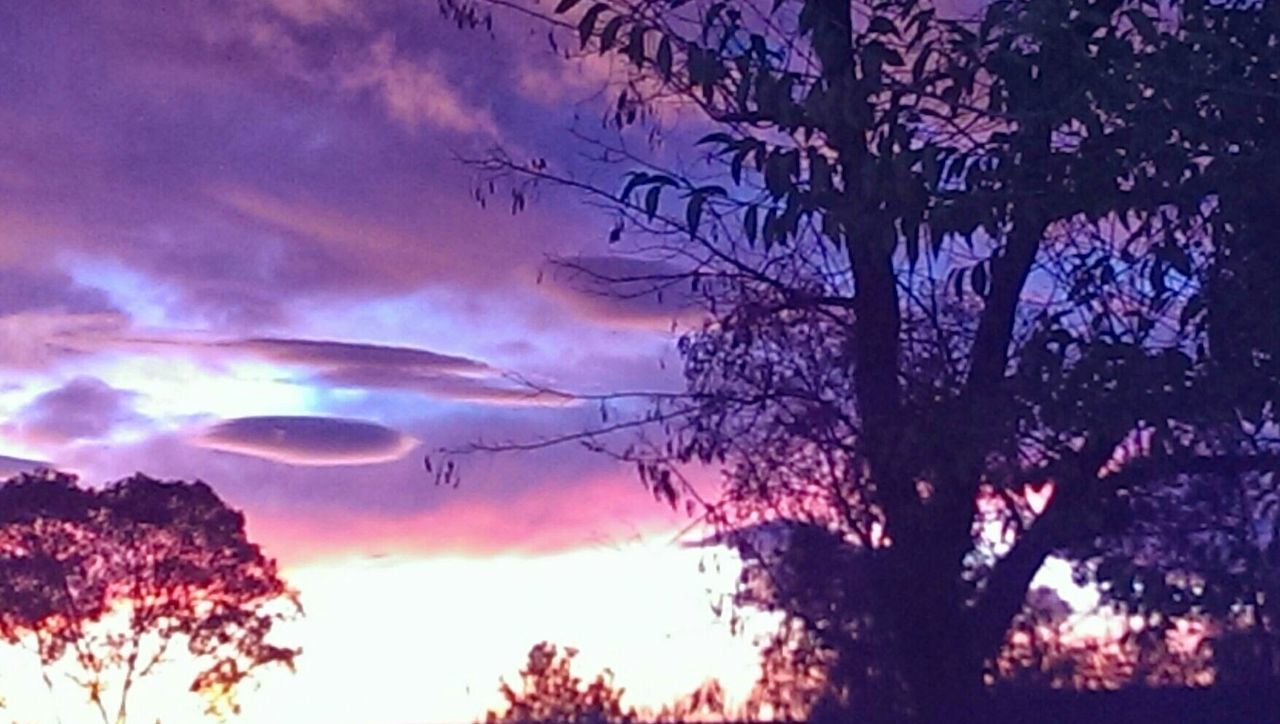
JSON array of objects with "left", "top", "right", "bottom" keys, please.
[
  {"left": 444, "top": 0, "right": 1280, "bottom": 718},
  {"left": 0, "top": 470, "right": 300, "bottom": 723}
]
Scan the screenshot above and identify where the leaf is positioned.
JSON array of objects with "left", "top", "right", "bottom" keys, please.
[
  {"left": 697, "top": 132, "right": 735, "bottom": 148},
  {"left": 1168, "top": 246, "right": 1191, "bottom": 277},
  {"left": 764, "top": 149, "right": 797, "bottom": 198},
  {"left": 744, "top": 204, "right": 758, "bottom": 246},
  {"left": 972, "top": 261, "right": 987, "bottom": 297},
  {"left": 809, "top": 151, "right": 831, "bottom": 193},
  {"left": 620, "top": 171, "right": 651, "bottom": 200},
  {"left": 600, "top": 16, "right": 625, "bottom": 52},
  {"left": 912, "top": 45, "right": 932, "bottom": 81},
  {"left": 702, "top": 2, "right": 727, "bottom": 41},
  {"left": 686, "top": 193, "right": 705, "bottom": 231},
  {"left": 730, "top": 147, "right": 748, "bottom": 184},
  {"left": 1125, "top": 9, "right": 1159, "bottom": 44},
  {"left": 762, "top": 207, "right": 778, "bottom": 249},
  {"left": 577, "top": 4, "right": 607, "bottom": 48},
  {"left": 868, "top": 16, "right": 897, "bottom": 35},
  {"left": 553, "top": 0, "right": 581, "bottom": 14},
  {"left": 657, "top": 36, "right": 673, "bottom": 79},
  {"left": 627, "top": 25, "right": 646, "bottom": 66},
  {"left": 644, "top": 186, "right": 661, "bottom": 218}
]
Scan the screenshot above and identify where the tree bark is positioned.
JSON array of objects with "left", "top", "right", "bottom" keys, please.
[{"left": 883, "top": 524, "right": 983, "bottom": 724}]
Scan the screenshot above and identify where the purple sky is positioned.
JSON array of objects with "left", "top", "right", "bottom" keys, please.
[
  {"left": 0, "top": 2, "right": 756, "bottom": 719},
  {"left": 0, "top": 0, "right": 706, "bottom": 552}
]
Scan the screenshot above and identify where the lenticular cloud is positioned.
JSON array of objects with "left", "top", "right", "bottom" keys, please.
[{"left": 196, "top": 416, "right": 417, "bottom": 466}]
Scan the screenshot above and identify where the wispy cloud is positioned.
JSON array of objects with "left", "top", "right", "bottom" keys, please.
[
  {"left": 340, "top": 34, "right": 501, "bottom": 138},
  {"left": 0, "top": 311, "right": 130, "bottom": 370}
]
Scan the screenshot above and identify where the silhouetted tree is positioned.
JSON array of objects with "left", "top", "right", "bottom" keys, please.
[
  {"left": 484, "top": 642, "right": 636, "bottom": 723},
  {"left": 0, "top": 471, "right": 301, "bottom": 723},
  {"left": 444, "top": 0, "right": 1280, "bottom": 718},
  {"left": 483, "top": 642, "right": 736, "bottom": 723}
]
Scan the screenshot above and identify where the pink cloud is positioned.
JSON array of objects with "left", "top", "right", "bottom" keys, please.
[
  {"left": 340, "top": 34, "right": 501, "bottom": 138},
  {"left": 248, "top": 470, "right": 689, "bottom": 564},
  {"left": 0, "top": 311, "right": 129, "bottom": 370}
]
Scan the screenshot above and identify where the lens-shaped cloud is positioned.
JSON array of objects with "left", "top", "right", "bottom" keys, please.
[
  {"left": 195, "top": 416, "right": 417, "bottom": 466},
  {"left": 225, "top": 337, "right": 491, "bottom": 375}
]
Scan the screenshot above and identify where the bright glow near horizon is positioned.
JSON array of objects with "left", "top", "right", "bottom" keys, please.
[
  {"left": 0, "top": 539, "right": 775, "bottom": 724},
  {"left": 240, "top": 540, "right": 773, "bottom": 724}
]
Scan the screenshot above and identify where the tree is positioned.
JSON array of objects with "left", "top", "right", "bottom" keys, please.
[
  {"left": 483, "top": 642, "right": 735, "bottom": 723},
  {"left": 0, "top": 471, "right": 301, "bottom": 723},
  {"left": 484, "top": 642, "right": 637, "bottom": 723},
  {"left": 443, "top": 0, "right": 1280, "bottom": 719}
]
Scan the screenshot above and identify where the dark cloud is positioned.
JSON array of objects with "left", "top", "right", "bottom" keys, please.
[
  {"left": 0, "top": 266, "right": 126, "bottom": 370},
  {"left": 0, "top": 267, "right": 116, "bottom": 316},
  {"left": 195, "top": 415, "right": 417, "bottom": 465},
  {"left": 227, "top": 337, "right": 489, "bottom": 375},
  {"left": 9, "top": 376, "right": 139, "bottom": 445},
  {"left": 0, "top": 0, "right": 587, "bottom": 329},
  {"left": 210, "top": 336, "right": 574, "bottom": 406},
  {"left": 543, "top": 256, "right": 706, "bottom": 330}
]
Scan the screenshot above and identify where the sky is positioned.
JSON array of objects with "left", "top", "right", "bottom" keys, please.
[{"left": 0, "top": 1, "right": 770, "bottom": 721}]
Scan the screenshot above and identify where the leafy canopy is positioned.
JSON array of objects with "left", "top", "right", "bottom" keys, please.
[{"left": 0, "top": 471, "right": 301, "bottom": 724}]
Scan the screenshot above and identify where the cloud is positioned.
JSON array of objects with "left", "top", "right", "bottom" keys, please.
[
  {"left": 0, "top": 267, "right": 117, "bottom": 316},
  {"left": 257, "top": 0, "right": 361, "bottom": 26},
  {"left": 316, "top": 365, "right": 574, "bottom": 406},
  {"left": 543, "top": 256, "right": 706, "bottom": 330},
  {"left": 238, "top": 470, "right": 690, "bottom": 562},
  {"left": 202, "top": 336, "right": 573, "bottom": 406},
  {"left": 0, "top": 265, "right": 128, "bottom": 370},
  {"left": 0, "top": 0, "right": 590, "bottom": 329},
  {"left": 77, "top": 331, "right": 577, "bottom": 407},
  {"left": 0, "top": 311, "right": 130, "bottom": 370},
  {"left": 7, "top": 376, "right": 141, "bottom": 445},
  {"left": 227, "top": 337, "right": 490, "bottom": 374},
  {"left": 195, "top": 415, "right": 418, "bottom": 465},
  {"left": 339, "top": 34, "right": 500, "bottom": 137}
]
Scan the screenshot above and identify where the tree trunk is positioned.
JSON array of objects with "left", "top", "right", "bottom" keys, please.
[{"left": 879, "top": 506, "right": 985, "bottom": 724}]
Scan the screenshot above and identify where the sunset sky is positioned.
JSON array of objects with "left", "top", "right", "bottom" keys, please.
[{"left": 0, "top": 1, "right": 771, "bottom": 720}]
